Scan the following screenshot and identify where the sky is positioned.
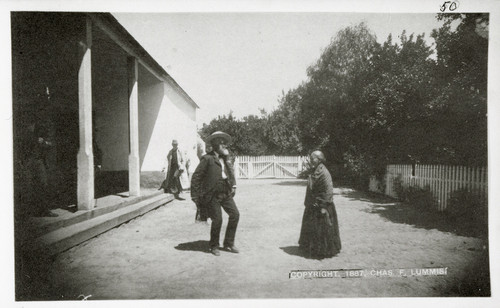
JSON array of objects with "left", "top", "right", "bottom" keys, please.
[{"left": 113, "top": 12, "right": 445, "bottom": 126}]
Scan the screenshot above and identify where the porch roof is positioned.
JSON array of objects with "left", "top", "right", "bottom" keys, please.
[{"left": 89, "top": 13, "right": 199, "bottom": 109}]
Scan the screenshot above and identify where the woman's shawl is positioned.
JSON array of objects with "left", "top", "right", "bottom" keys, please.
[{"left": 304, "top": 163, "right": 334, "bottom": 208}]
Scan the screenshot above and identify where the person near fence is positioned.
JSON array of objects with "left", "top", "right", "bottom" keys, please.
[
  {"left": 191, "top": 131, "right": 239, "bottom": 256},
  {"left": 298, "top": 150, "right": 341, "bottom": 258},
  {"left": 160, "top": 139, "right": 186, "bottom": 200}
]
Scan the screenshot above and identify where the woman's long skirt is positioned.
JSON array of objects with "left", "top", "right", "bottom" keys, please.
[{"left": 298, "top": 203, "right": 341, "bottom": 259}]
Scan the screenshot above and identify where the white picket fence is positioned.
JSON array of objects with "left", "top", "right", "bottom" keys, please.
[
  {"left": 234, "top": 156, "right": 308, "bottom": 179},
  {"left": 383, "top": 164, "right": 488, "bottom": 211}
]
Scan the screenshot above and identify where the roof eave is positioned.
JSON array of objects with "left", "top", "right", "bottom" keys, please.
[{"left": 90, "top": 13, "right": 200, "bottom": 109}]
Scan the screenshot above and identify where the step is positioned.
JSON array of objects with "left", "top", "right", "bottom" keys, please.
[
  {"left": 29, "top": 193, "right": 174, "bottom": 256},
  {"left": 32, "top": 190, "right": 166, "bottom": 238}
]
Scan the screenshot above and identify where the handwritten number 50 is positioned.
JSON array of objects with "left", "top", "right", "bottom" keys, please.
[{"left": 440, "top": 1, "right": 458, "bottom": 12}]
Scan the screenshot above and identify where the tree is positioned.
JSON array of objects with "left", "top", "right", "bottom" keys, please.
[
  {"left": 430, "top": 13, "right": 488, "bottom": 166},
  {"left": 299, "top": 22, "right": 379, "bottom": 168},
  {"left": 199, "top": 112, "right": 241, "bottom": 152},
  {"left": 358, "top": 31, "right": 437, "bottom": 169},
  {"left": 264, "top": 87, "right": 305, "bottom": 155},
  {"left": 200, "top": 111, "right": 270, "bottom": 155}
]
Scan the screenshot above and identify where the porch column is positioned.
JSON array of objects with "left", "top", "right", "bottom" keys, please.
[
  {"left": 128, "top": 57, "right": 140, "bottom": 196},
  {"left": 77, "top": 16, "right": 95, "bottom": 210}
]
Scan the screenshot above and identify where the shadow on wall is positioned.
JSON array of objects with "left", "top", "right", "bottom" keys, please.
[{"left": 138, "top": 65, "right": 165, "bottom": 169}]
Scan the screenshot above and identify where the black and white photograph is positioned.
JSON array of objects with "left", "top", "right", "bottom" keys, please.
[{"left": 1, "top": 0, "right": 499, "bottom": 306}]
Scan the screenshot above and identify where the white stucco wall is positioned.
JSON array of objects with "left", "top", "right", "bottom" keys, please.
[
  {"left": 140, "top": 81, "right": 197, "bottom": 172},
  {"left": 93, "top": 57, "right": 197, "bottom": 174}
]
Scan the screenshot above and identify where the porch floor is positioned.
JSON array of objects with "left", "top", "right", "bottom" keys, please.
[{"left": 15, "top": 188, "right": 172, "bottom": 254}]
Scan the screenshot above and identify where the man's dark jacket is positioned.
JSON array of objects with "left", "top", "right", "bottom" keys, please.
[{"left": 190, "top": 152, "right": 236, "bottom": 201}]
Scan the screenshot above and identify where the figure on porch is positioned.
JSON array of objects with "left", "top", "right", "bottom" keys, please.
[
  {"left": 25, "top": 119, "right": 59, "bottom": 217},
  {"left": 161, "top": 139, "right": 186, "bottom": 200},
  {"left": 298, "top": 150, "right": 341, "bottom": 258}
]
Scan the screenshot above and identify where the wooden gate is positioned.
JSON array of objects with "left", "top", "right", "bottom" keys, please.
[{"left": 234, "top": 156, "right": 307, "bottom": 179}]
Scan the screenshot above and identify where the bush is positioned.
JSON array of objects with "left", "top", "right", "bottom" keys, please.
[
  {"left": 342, "top": 152, "right": 372, "bottom": 190},
  {"left": 393, "top": 175, "right": 405, "bottom": 200},
  {"left": 393, "top": 175, "right": 437, "bottom": 211},
  {"left": 405, "top": 185, "right": 437, "bottom": 211}
]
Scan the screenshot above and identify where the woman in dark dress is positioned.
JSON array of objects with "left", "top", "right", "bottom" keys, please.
[{"left": 299, "top": 151, "right": 341, "bottom": 258}]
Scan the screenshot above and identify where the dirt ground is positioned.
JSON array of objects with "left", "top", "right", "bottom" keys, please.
[{"left": 20, "top": 179, "right": 490, "bottom": 300}]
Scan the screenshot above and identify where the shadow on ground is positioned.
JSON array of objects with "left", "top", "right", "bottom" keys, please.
[
  {"left": 342, "top": 189, "right": 491, "bottom": 296},
  {"left": 15, "top": 247, "right": 59, "bottom": 301},
  {"left": 343, "top": 190, "right": 487, "bottom": 239},
  {"left": 443, "top": 245, "right": 490, "bottom": 296},
  {"left": 175, "top": 240, "right": 211, "bottom": 254},
  {"left": 280, "top": 246, "right": 337, "bottom": 260},
  {"left": 280, "top": 246, "right": 303, "bottom": 257},
  {"left": 342, "top": 189, "right": 396, "bottom": 205},
  {"left": 273, "top": 180, "right": 307, "bottom": 186}
]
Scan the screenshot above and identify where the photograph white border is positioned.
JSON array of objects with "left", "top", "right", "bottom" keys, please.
[{"left": 1, "top": 0, "right": 499, "bottom": 307}]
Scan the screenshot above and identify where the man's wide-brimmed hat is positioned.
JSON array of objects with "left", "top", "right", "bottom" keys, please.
[{"left": 206, "top": 131, "right": 232, "bottom": 145}]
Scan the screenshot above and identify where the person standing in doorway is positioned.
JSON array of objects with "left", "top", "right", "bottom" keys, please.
[
  {"left": 161, "top": 140, "right": 185, "bottom": 200},
  {"left": 191, "top": 131, "right": 239, "bottom": 256},
  {"left": 25, "top": 120, "right": 58, "bottom": 217}
]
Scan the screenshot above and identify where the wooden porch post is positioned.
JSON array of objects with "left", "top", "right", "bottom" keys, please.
[
  {"left": 128, "top": 57, "right": 141, "bottom": 196},
  {"left": 77, "top": 16, "right": 95, "bottom": 210}
]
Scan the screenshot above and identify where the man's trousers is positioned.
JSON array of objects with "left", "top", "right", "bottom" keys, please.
[{"left": 208, "top": 194, "right": 239, "bottom": 248}]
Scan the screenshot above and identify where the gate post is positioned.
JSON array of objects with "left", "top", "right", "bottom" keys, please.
[
  {"left": 298, "top": 156, "right": 303, "bottom": 176},
  {"left": 248, "top": 161, "right": 254, "bottom": 179},
  {"left": 273, "top": 155, "right": 276, "bottom": 178},
  {"left": 234, "top": 157, "right": 240, "bottom": 179}
]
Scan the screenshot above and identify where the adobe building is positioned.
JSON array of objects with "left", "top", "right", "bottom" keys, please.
[{"left": 12, "top": 12, "right": 199, "bottom": 213}]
